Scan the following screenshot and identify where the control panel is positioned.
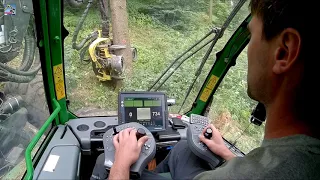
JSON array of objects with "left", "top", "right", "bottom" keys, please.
[
  {"left": 118, "top": 92, "right": 167, "bottom": 132},
  {"left": 187, "top": 114, "right": 223, "bottom": 168},
  {"left": 187, "top": 114, "right": 244, "bottom": 168},
  {"left": 67, "top": 117, "right": 118, "bottom": 154},
  {"left": 103, "top": 122, "right": 156, "bottom": 178}
]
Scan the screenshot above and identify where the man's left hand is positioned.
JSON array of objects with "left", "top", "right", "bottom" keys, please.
[{"left": 113, "top": 128, "right": 149, "bottom": 169}]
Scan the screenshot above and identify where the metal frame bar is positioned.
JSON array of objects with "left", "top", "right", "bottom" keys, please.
[{"left": 24, "top": 99, "right": 61, "bottom": 180}]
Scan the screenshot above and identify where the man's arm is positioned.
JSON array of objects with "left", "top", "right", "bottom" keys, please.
[
  {"left": 199, "top": 124, "right": 236, "bottom": 161},
  {"left": 219, "top": 147, "right": 236, "bottom": 160},
  {"left": 109, "top": 128, "right": 148, "bottom": 180},
  {"left": 109, "top": 160, "right": 130, "bottom": 180}
]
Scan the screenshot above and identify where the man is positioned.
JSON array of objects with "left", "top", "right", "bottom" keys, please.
[{"left": 92, "top": 0, "right": 320, "bottom": 179}]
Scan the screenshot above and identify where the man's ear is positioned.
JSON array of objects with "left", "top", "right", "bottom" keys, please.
[{"left": 272, "top": 28, "right": 301, "bottom": 74}]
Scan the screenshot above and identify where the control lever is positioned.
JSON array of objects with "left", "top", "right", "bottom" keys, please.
[
  {"left": 204, "top": 128, "right": 213, "bottom": 139},
  {"left": 113, "top": 126, "right": 118, "bottom": 135},
  {"left": 136, "top": 128, "right": 146, "bottom": 140},
  {"left": 187, "top": 124, "right": 223, "bottom": 168},
  {"left": 103, "top": 123, "right": 156, "bottom": 178}
]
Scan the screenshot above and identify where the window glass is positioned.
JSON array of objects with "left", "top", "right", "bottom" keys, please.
[
  {"left": 63, "top": 0, "right": 250, "bottom": 116},
  {"left": 208, "top": 47, "right": 265, "bottom": 154},
  {"left": 0, "top": 2, "right": 49, "bottom": 178}
]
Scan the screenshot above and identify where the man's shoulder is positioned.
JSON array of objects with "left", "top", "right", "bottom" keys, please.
[{"left": 195, "top": 135, "right": 320, "bottom": 180}]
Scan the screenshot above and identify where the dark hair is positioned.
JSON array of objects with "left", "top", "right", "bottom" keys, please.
[
  {"left": 250, "top": 0, "right": 309, "bottom": 40},
  {"left": 250, "top": 0, "right": 318, "bottom": 128}
]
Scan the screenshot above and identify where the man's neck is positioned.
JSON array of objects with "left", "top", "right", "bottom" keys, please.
[{"left": 264, "top": 99, "right": 312, "bottom": 139}]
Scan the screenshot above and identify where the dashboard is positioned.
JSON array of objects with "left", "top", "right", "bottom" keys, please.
[
  {"left": 32, "top": 92, "right": 245, "bottom": 179},
  {"left": 33, "top": 117, "right": 244, "bottom": 179}
]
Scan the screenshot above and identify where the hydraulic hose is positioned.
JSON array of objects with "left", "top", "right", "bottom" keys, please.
[
  {"left": 98, "top": 0, "right": 110, "bottom": 38},
  {"left": 20, "top": 25, "right": 36, "bottom": 71},
  {"left": 148, "top": 28, "right": 218, "bottom": 91},
  {"left": 0, "top": 71, "right": 35, "bottom": 83},
  {"left": 72, "top": 0, "right": 93, "bottom": 50},
  {"left": 79, "top": 42, "right": 92, "bottom": 64},
  {"left": 0, "top": 63, "right": 41, "bottom": 76},
  {"left": 19, "top": 35, "right": 32, "bottom": 71}
]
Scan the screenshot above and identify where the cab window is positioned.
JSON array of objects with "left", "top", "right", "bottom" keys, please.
[
  {"left": 208, "top": 47, "right": 264, "bottom": 154},
  {"left": 64, "top": 0, "right": 250, "bottom": 115},
  {"left": 0, "top": 1, "right": 50, "bottom": 178},
  {"left": 63, "top": 0, "right": 256, "bottom": 153}
]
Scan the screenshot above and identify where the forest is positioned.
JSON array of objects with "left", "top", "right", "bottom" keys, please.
[{"left": 64, "top": 0, "right": 264, "bottom": 153}]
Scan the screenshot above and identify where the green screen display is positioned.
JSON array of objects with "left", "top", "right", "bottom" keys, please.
[
  {"left": 134, "top": 100, "right": 143, "bottom": 107},
  {"left": 124, "top": 98, "right": 161, "bottom": 107},
  {"left": 124, "top": 100, "right": 134, "bottom": 107},
  {"left": 144, "top": 100, "right": 153, "bottom": 107}
]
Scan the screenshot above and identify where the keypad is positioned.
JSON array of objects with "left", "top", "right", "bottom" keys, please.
[{"left": 190, "top": 114, "right": 209, "bottom": 126}]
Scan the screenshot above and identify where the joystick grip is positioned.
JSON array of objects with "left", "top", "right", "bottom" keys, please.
[
  {"left": 136, "top": 128, "right": 146, "bottom": 140},
  {"left": 113, "top": 126, "right": 118, "bottom": 135},
  {"left": 204, "top": 128, "right": 213, "bottom": 139}
]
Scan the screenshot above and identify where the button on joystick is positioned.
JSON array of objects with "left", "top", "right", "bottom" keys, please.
[
  {"left": 136, "top": 128, "right": 146, "bottom": 140},
  {"left": 204, "top": 128, "right": 213, "bottom": 139}
]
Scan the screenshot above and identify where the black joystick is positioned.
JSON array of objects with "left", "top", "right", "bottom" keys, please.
[
  {"left": 113, "top": 126, "right": 118, "bottom": 135},
  {"left": 103, "top": 123, "right": 156, "bottom": 177},
  {"left": 136, "top": 128, "right": 146, "bottom": 140},
  {"left": 204, "top": 128, "right": 213, "bottom": 139}
]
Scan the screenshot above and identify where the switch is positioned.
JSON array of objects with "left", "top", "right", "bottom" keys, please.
[{"left": 204, "top": 128, "right": 213, "bottom": 139}]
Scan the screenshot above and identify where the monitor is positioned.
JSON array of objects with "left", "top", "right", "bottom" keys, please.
[{"left": 118, "top": 92, "right": 167, "bottom": 132}]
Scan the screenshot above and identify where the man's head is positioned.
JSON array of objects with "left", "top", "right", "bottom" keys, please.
[{"left": 247, "top": 0, "right": 315, "bottom": 121}]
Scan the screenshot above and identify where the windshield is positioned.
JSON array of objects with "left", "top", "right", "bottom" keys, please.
[
  {"left": 64, "top": 0, "right": 249, "bottom": 114},
  {"left": 63, "top": 0, "right": 263, "bottom": 153},
  {"left": 208, "top": 47, "right": 265, "bottom": 154},
  {"left": 0, "top": 1, "right": 50, "bottom": 178}
]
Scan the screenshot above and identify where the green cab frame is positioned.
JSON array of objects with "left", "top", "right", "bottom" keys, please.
[{"left": 23, "top": 1, "right": 251, "bottom": 179}]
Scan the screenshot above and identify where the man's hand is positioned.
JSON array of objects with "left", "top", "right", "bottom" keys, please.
[
  {"left": 109, "top": 128, "right": 148, "bottom": 180},
  {"left": 113, "top": 128, "right": 149, "bottom": 168},
  {"left": 199, "top": 124, "right": 236, "bottom": 161}
]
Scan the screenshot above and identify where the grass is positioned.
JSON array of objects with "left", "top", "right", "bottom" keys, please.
[{"left": 63, "top": 1, "right": 264, "bottom": 153}]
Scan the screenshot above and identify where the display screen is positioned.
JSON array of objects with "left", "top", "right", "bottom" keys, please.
[{"left": 122, "top": 97, "right": 163, "bottom": 127}]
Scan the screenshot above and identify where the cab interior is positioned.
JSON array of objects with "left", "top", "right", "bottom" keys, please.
[{"left": 0, "top": 0, "right": 266, "bottom": 179}]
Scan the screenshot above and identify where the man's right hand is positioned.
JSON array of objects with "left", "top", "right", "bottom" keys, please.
[{"left": 199, "top": 124, "right": 236, "bottom": 161}]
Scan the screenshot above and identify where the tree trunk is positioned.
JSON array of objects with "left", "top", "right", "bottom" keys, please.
[
  {"left": 109, "top": 0, "right": 132, "bottom": 75},
  {"left": 209, "top": 0, "right": 213, "bottom": 23}
]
